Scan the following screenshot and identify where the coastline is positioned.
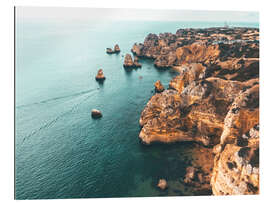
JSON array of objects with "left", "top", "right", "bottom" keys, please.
[
  {"left": 15, "top": 20, "right": 259, "bottom": 199},
  {"left": 133, "top": 26, "right": 259, "bottom": 195}
]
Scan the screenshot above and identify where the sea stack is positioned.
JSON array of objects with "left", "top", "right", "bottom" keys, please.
[
  {"left": 91, "top": 109, "right": 102, "bottom": 119},
  {"left": 123, "top": 54, "right": 134, "bottom": 68},
  {"left": 106, "top": 44, "right": 121, "bottom": 54},
  {"left": 106, "top": 48, "right": 114, "bottom": 54},
  {"left": 114, "top": 44, "right": 120, "bottom": 53},
  {"left": 123, "top": 54, "right": 142, "bottom": 68},
  {"left": 157, "top": 179, "right": 168, "bottom": 190},
  {"left": 95, "top": 69, "right": 106, "bottom": 81},
  {"left": 154, "top": 80, "right": 165, "bottom": 93}
]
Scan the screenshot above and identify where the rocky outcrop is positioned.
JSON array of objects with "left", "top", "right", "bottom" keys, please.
[
  {"left": 133, "top": 56, "right": 142, "bottom": 68},
  {"left": 131, "top": 43, "right": 143, "bottom": 56},
  {"left": 169, "top": 63, "right": 206, "bottom": 93},
  {"left": 154, "top": 51, "right": 177, "bottom": 68},
  {"left": 154, "top": 80, "right": 165, "bottom": 93},
  {"left": 175, "top": 43, "right": 220, "bottom": 65},
  {"left": 106, "top": 44, "right": 121, "bottom": 54},
  {"left": 106, "top": 48, "right": 114, "bottom": 54},
  {"left": 123, "top": 53, "right": 141, "bottom": 68},
  {"left": 114, "top": 44, "right": 120, "bottom": 53},
  {"left": 123, "top": 54, "right": 133, "bottom": 67},
  {"left": 91, "top": 109, "right": 102, "bottom": 119},
  {"left": 95, "top": 69, "right": 106, "bottom": 81},
  {"left": 139, "top": 77, "right": 257, "bottom": 146},
  {"left": 136, "top": 27, "right": 259, "bottom": 195}
]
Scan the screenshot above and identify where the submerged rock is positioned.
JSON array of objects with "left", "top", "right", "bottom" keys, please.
[
  {"left": 91, "top": 109, "right": 102, "bottom": 119},
  {"left": 184, "top": 166, "right": 196, "bottom": 182},
  {"left": 95, "top": 69, "right": 106, "bottom": 81},
  {"left": 157, "top": 179, "right": 168, "bottom": 190}
]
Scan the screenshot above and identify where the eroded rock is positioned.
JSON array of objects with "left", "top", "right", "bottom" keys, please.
[
  {"left": 154, "top": 80, "right": 165, "bottom": 93},
  {"left": 106, "top": 44, "right": 121, "bottom": 54},
  {"left": 91, "top": 109, "right": 102, "bottom": 119},
  {"left": 211, "top": 85, "right": 259, "bottom": 195},
  {"left": 123, "top": 54, "right": 141, "bottom": 68},
  {"left": 157, "top": 179, "right": 168, "bottom": 190},
  {"left": 136, "top": 27, "right": 259, "bottom": 195},
  {"left": 95, "top": 69, "right": 106, "bottom": 81}
]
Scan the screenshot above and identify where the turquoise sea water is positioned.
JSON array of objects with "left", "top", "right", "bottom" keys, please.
[{"left": 15, "top": 20, "right": 259, "bottom": 199}]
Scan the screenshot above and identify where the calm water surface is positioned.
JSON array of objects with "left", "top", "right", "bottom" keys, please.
[{"left": 15, "top": 20, "right": 259, "bottom": 199}]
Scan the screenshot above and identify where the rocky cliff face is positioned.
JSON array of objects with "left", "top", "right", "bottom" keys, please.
[
  {"left": 132, "top": 27, "right": 259, "bottom": 68},
  {"left": 211, "top": 85, "right": 259, "bottom": 195},
  {"left": 136, "top": 27, "right": 259, "bottom": 195}
]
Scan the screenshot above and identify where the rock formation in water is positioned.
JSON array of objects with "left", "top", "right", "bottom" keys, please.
[
  {"left": 123, "top": 53, "right": 142, "bottom": 68},
  {"left": 154, "top": 80, "right": 165, "bottom": 93},
  {"left": 106, "top": 48, "right": 114, "bottom": 54},
  {"left": 136, "top": 27, "right": 259, "bottom": 195},
  {"left": 106, "top": 44, "right": 121, "bottom": 54},
  {"left": 91, "top": 109, "right": 102, "bottom": 119},
  {"left": 95, "top": 69, "right": 106, "bottom": 81},
  {"left": 157, "top": 179, "right": 168, "bottom": 190},
  {"left": 114, "top": 44, "right": 121, "bottom": 53}
]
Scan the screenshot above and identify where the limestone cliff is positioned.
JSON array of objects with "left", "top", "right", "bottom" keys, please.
[
  {"left": 211, "top": 85, "right": 259, "bottom": 195},
  {"left": 136, "top": 27, "right": 259, "bottom": 195}
]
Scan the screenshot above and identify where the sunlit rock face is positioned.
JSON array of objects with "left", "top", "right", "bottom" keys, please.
[
  {"left": 136, "top": 27, "right": 259, "bottom": 195},
  {"left": 123, "top": 53, "right": 142, "bottom": 68},
  {"left": 132, "top": 27, "right": 259, "bottom": 69},
  {"left": 154, "top": 80, "right": 165, "bottom": 93},
  {"left": 211, "top": 85, "right": 259, "bottom": 195},
  {"left": 139, "top": 78, "right": 256, "bottom": 146}
]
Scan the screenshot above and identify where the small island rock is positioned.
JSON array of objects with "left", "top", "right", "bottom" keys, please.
[
  {"left": 95, "top": 69, "right": 106, "bottom": 81},
  {"left": 123, "top": 54, "right": 134, "bottom": 68},
  {"left": 114, "top": 44, "right": 120, "bottom": 53},
  {"left": 123, "top": 54, "right": 142, "bottom": 68},
  {"left": 106, "top": 44, "right": 121, "bottom": 54},
  {"left": 106, "top": 48, "right": 114, "bottom": 54},
  {"left": 154, "top": 80, "right": 165, "bottom": 93},
  {"left": 157, "top": 179, "right": 168, "bottom": 190},
  {"left": 91, "top": 109, "right": 102, "bottom": 119}
]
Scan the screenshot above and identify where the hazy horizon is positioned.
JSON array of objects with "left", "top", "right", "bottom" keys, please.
[{"left": 16, "top": 7, "right": 259, "bottom": 23}]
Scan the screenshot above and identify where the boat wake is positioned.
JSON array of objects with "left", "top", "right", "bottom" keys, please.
[
  {"left": 16, "top": 89, "right": 97, "bottom": 109},
  {"left": 20, "top": 88, "right": 98, "bottom": 144}
]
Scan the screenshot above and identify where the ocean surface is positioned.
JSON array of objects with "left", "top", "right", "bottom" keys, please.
[{"left": 15, "top": 20, "right": 259, "bottom": 199}]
